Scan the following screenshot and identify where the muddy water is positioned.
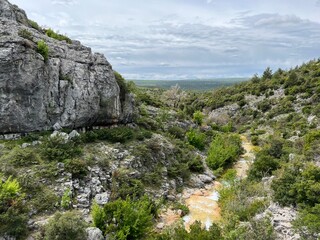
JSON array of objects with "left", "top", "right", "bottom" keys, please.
[
  {"left": 182, "top": 135, "right": 255, "bottom": 230},
  {"left": 182, "top": 182, "right": 221, "bottom": 230}
]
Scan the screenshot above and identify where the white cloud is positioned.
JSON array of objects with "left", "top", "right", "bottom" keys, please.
[
  {"left": 8, "top": 0, "right": 320, "bottom": 79},
  {"left": 51, "top": 0, "right": 78, "bottom": 6}
]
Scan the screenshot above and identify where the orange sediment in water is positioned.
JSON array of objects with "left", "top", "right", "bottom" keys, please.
[{"left": 183, "top": 182, "right": 221, "bottom": 231}]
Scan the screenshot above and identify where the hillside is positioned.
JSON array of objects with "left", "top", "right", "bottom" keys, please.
[{"left": 1, "top": 53, "right": 320, "bottom": 239}]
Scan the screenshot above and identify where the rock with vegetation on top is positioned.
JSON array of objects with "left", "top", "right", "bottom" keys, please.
[{"left": 0, "top": 0, "right": 133, "bottom": 134}]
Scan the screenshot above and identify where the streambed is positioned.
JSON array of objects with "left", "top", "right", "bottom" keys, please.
[{"left": 182, "top": 135, "right": 255, "bottom": 230}]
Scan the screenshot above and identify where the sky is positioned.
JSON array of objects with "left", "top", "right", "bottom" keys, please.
[{"left": 9, "top": 0, "right": 320, "bottom": 80}]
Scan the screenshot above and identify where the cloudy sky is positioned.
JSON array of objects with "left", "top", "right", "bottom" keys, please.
[{"left": 10, "top": 0, "right": 320, "bottom": 80}]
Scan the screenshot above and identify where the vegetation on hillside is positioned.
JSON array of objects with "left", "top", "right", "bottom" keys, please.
[{"left": 1, "top": 59, "right": 320, "bottom": 239}]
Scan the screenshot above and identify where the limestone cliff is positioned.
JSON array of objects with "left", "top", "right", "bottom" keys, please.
[{"left": 0, "top": 0, "right": 134, "bottom": 134}]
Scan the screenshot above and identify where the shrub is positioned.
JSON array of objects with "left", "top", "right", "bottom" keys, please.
[
  {"left": 293, "top": 204, "right": 320, "bottom": 239},
  {"left": 111, "top": 173, "right": 145, "bottom": 200},
  {"left": 91, "top": 202, "right": 107, "bottom": 232},
  {"left": 168, "top": 126, "right": 185, "bottom": 139},
  {"left": 44, "top": 211, "right": 87, "bottom": 240},
  {"left": 82, "top": 127, "right": 135, "bottom": 143},
  {"left": 172, "top": 203, "right": 190, "bottom": 216},
  {"left": 0, "top": 147, "right": 41, "bottom": 167},
  {"left": 61, "top": 188, "right": 72, "bottom": 209},
  {"left": 135, "top": 129, "right": 153, "bottom": 141},
  {"left": 193, "top": 111, "right": 204, "bottom": 125},
  {"left": 37, "top": 40, "right": 49, "bottom": 61},
  {"left": 168, "top": 163, "right": 191, "bottom": 181},
  {"left": 272, "top": 162, "right": 320, "bottom": 207},
  {"left": 219, "top": 180, "right": 267, "bottom": 222},
  {"left": 206, "top": 134, "right": 242, "bottom": 170},
  {"left": 248, "top": 153, "right": 279, "bottom": 180},
  {"left": 222, "top": 169, "right": 237, "bottom": 182},
  {"left": 153, "top": 221, "right": 222, "bottom": 240},
  {"left": 18, "top": 29, "right": 33, "bottom": 40},
  {"left": 31, "top": 187, "right": 59, "bottom": 213},
  {"left": 187, "top": 155, "right": 204, "bottom": 173},
  {"left": 186, "top": 129, "right": 206, "bottom": 150},
  {"left": 0, "top": 176, "right": 28, "bottom": 238},
  {"left": 28, "top": 19, "right": 41, "bottom": 30},
  {"left": 46, "top": 28, "right": 72, "bottom": 43},
  {"left": 95, "top": 196, "right": 155, "bottom": 240},
  {"left": 41, "top": 135, "right": 82, "bottom": 162},
  {"left": 238, "top": 217, "right": 276, "bottom": 240},
  {"left": 114, "top": 71, "right": 129, "bottom": 101},
  {"left": 65, "top": 158, "right": 88, "bottom": 179}
]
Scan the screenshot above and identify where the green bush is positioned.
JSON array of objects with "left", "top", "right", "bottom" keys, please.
[
  {"left": 135, "top": 129, "right": 153, "bottom": 141},
  {"left": 65, "top": 158, "right": 88, "bottom": 179},
  {"left": 114, "top": 71, "right": 129, "bottom": 101},
  {"left": 31, "top": 187, "right": 59, "bottom": 213},
  {"left": 293, "top": 204, "right": 320, "bottom": 239},
  {"left": 81, "top": 127, "right": 135, "bottom": 143},
  {"left": 0, "top": 176, "right": 28, "bottom": 238},
  {"left": 272, "top": 162, "right": 320, "bottom": 207},
  {"left": 93, "top": 196, "right": 155, "bottom": 240},
  {"left": 186, "top": 129, "right": 206, "bottom": 150},
  {"left": 41, "top": 135, "right": 82, "bottom": 162},
  {"left": 219, "top": 180, "right": 267, "bottom": 222},
  {"left": 44, "top": 211, "right": 87, "bottom": 240},
  {"left": 187, "top": 155, "right": 204, "bottom": 173},
  {"left": 172, "top": 202, "right": 190, "bottom": 216},
  {"left": 91, "top": 202, "right": 107, "bottom": 232},
  {"left": 0, "top": 147, "right": 41, "bottom": 167},
  {"left": 153, "top": 221, "right": 222, "bottom": 240},
  {"left": 46, "top": 28, "right": 72, "bottom": 43},
  {"left": 168, "top": 126, "right": 185, "bottom": 139},
  {"left": 248, "top": 153, "right": 280, "bottom": 180},
  {"left": 111, "top": 172, "right": 145, "bottom": 200},
  {"left": 28, "top": 19, "right": 41, "bottom": 30},
  {"left": 193, "top": 111, "right": 204, "bottom": 125},
  {"left": 61, "top": 188, "right": 72, "bottom": 209},
  {"left": 168, "top": 163, "right": 190, "bottom": 181},
  {"left": 206, "top": 134, "right": 242, "bottom": 170},
  {"left": 37, "top": 40, "right": 49, "bottom": 61}
]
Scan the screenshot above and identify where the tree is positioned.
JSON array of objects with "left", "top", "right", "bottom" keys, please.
[
  {"left": 162, "top": 84, "right": 187, "bottom": 108},
  {"left": 262, "top": 67, "right": 272, "bottom": 80}
]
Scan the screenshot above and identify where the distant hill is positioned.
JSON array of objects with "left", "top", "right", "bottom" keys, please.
[{"left": 131, "top": 78, "right": 248, "bottom": 90}]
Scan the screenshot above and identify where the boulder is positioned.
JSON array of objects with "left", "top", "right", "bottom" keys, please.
[
  {"left": 86, "top": 227, "right": 104, "bottom": 240},
  {"left": 94, "top": 192, "right": 110, "bottom": 205}
]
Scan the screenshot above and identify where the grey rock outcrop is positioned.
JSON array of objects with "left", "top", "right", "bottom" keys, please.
[
  {"left": 86, "top": 227, "right": 104, "bottom": 240},
  {"left": 0, "top": 0, "right": 134, "bottom": 134},
  {"left": 255, "top": 202, "right": 300, "bottom": 240}
]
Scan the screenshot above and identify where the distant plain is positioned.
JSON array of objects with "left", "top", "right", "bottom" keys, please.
[{"left": 131, "top": 78, "right": 249, "bottom": 91}]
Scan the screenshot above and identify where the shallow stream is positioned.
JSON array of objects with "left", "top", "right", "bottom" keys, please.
[{"left": 182, "top": 135, "right": 255, "bottom": 230}]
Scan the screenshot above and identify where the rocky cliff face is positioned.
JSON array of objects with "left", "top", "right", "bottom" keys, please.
[{"left": 0, "top": 0, "right": 134, "bottom": 134}]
